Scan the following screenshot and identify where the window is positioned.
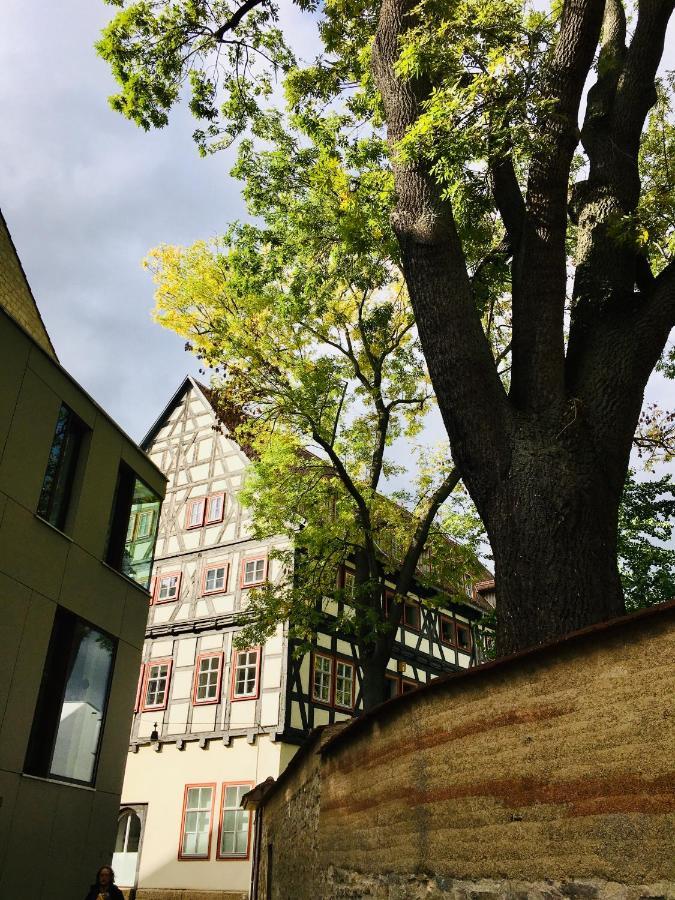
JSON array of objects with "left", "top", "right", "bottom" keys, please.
[
  {"left": 186, "top": 493, "right": 224, "bottom": 529},
  {"left": 186, "top": 498, "right": 206, "bottom": 529},
  {"left": 142, "top": 659, "right": 172, "bottom": 710},
  {"left": 385, "top": 673, "right": 400, "bottom": 700},
  {"left": 310, "top": 652, "right": 355, "bottom": 710},
  {"left": 403, "top": 601, "right": 421, "bottom": 631},
  {"left": 203, "top": 564, "right": 228, "bottom": 595},
  {"left": 135, "top": 508, "right": 155, "bottom": 540},
  {"left": 37, "top": 403, "right": 87, "bottom": 530},
  {"left": 456, "top": 623, "right": 472, "bottom": 652},
  {"left": 24, "top": 608, "right": 116, "bottom": 786},
  {"left": 231, "top": 648, "right": 260, "bottom": 700},
  {"left": 383, "top": 589, "right": 393, "bottom": 618},
  {"left": 218, "top": 783, "right": 252, "bottom": 859},
  {"left": 401, "top": 679, "right": 417, "bottom": 694},
  {"left": 193, "top": 653, "right": 223, "bottom": 705},
  {"left": 334, "top": 659, "right": 355, "bottom": 709},
  {"left": 179, "top": 784, "right": 215, "bottom": 859},
  {"left": 312, "top": 654, "right": 332, "bottom": 704},
  {"left": 155, "top": 572, "right": 181, "bottom": 603},
  {"left": 439, "top": 615, "right": 455, "bottom": 646},
  {"left": 106, "top": 464, "right": 162, "bottom": 589},
  {"left": 241, "top": 556, "right": 266, "bottom": 587},
  {"left": 342, "top": 570, "right": 355, "bottom": 599},
  {"left": 206, "top": 493, "right": 225, "bottom": 524}
]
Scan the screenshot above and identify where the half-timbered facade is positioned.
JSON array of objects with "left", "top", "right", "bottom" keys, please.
[{"left": 116, "top": 377, "right": 493, "bottom": 899}]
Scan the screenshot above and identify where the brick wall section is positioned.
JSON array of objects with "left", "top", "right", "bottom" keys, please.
[
  {"left": 0, "top": 210, "right": 56, "bottom": 358},
  {"left": 254, "top": 603, "right": 675, "bottom": 899}
]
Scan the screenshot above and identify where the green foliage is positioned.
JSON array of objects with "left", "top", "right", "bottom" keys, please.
[
  {"left": 144, "top": 94, "right": 487, "bottom": 650},
  {"left": 618, "top": 470, "right": 675, "bottom": 611},
  {"left": 637, "top": 73, "right": 675, "bottom": 274}
]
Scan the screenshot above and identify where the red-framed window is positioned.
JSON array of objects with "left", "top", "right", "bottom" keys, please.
[
  {"left": 217, "top": 782, "right": 253, "bottom": 859},
  {"left": 178, "top": 783, "right": 216, "bottom": 860},
  {"left": 142, "top": 659, "right": 172, "bottom": 711},
  {"left": 385, "top": 674, "right": 418, "bottom": 698},
  {"left": 311, "top": 652, "right": 333, "bottom": 704},
  {"left": 193, "top": 652, "right": 224, "bottom": 705},
  {"left": 185, "top": 497, "right": 206, "bottom": 530},
  {"left": 438, "top": 616, "right": 473, "bottom": 652},
  {"left": 202, "top": 563, "right": 229, "bottom": 595},
  {"left": 310, "top": 651, "right": 355, "bottom": 711},
  {"left": 154, "top": 571, "right": 181, "bottom": 604},
  {"left": 439, "top": 614, "right": 455, "bottom": 646},
  {"left": 385, "top": 673, "right": 400, "bottom": 700},
  {"left": 240, "top": 555, "right": 267, "bottom": 588},
  {"left": 334, "top": 658, "right": 356, "bottom": 710},
  {"left": 230, "top": 647, "right": 261, "bottom": 700},
  {"left": 205, "top": 492, "right": 225, "bottom": 525},
  {"left": 403, "top": 600, "right": 421, "bottom": 631},
  {"left": 185, "top": 493, "right": 226, "bottom": 530},
  {"left": 382, "top": 588, "right": 394, "bottom": 618}
]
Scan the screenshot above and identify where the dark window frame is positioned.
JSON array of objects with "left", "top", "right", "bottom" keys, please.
[
  {"left": 24, "top": 607, "right": 117, "bottom": 788},
  {"left": 36, "top": 403, "right": 88, "bottom": 532}
]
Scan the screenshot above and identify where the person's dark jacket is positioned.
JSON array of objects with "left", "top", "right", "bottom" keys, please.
[{"left": 83, "top": 883, "right": 125, "bottom": 900}]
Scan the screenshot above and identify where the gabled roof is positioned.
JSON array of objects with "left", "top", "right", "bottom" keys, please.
[
  {"left": 140, "top": 375, "right": 218, "bottom": 451},
  {"left": 143, "top": 375, "right": 493, "bottom": 615},
  {"left": 0, "top": 208, "right": 57, "bottom": 360}
]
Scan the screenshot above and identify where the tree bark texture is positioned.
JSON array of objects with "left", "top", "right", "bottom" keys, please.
[{"left": 372, "top": 0, "right": 675, "bottom": 657}]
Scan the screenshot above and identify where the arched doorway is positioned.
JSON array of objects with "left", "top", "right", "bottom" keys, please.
[{"left": 112, "top": 805, "right": 145, "bottom": 890}]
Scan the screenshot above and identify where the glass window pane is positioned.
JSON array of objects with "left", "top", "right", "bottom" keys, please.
[
  {"left": 49, "top": 620, "right": 115, "bottom": 784},
  {"left": 37, "top": 404, "right": 86, "bottom": 530},
  {"left": 235, "top": 829, "right": 248, "bottom": 854},
  {"left": 126, "top": 811, "right": 141, "bottom": 852},
  {"left": 221, "top": 831, "right": 235, "bottom": 854},
  {"left": 115, "top": 814, "right": 129, "bottom": 853},
  {"left": 196, "top": 833, "right": 208, "bottom": 856},
  {"left": 108, "top": 465, "right": 162, "bottom": 590}
]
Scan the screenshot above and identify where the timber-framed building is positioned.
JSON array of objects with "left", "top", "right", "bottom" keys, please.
[{"left": 116, "top": 376, "right": 494, "bottom": 899}]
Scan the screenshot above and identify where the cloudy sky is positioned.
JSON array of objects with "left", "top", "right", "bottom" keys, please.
[{"left": 1, "top": 0, "right": 673, "bottom": 459}]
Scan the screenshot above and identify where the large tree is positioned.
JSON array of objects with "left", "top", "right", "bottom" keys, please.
[
  {"left": 99, "top": 0, "right": 675, "bottom": 654},
  {"left": 145, "top": 139, "right": 486, "bottom": 706}
]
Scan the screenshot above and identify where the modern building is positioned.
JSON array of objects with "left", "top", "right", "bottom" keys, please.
[
  {"left": 0, "top": 210, "right": 166, "bottom": 900},
  {"left": 117, "top": 376, "right": 493, "bottom": 899}
]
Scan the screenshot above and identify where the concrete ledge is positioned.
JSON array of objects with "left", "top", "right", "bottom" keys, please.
[{"left": 122, "top": 891, "right": 247, "bottom": 900}]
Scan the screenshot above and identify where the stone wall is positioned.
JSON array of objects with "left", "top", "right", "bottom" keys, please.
[
  {"left": 254, "top": 603, "right": 675, "bottom": 899},
  {"left": 255, "top": 726, "right": 343, "bottom": 899}
]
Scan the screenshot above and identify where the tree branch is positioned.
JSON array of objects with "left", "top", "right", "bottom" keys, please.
[
  {"left": 371, "top": 0, "right": 512, "bottom": 498},
  {"left": 396, "top": 466, "right": 462, "bottom": 598},
  {"left": 213, "top": 0, "right": 266, "bottom": 40},
  {"left": 511, "top": 0, "right": 605, "bottom": 413},
  {"left": 490, "top": 155, "right": 525, "bottom": 251}
]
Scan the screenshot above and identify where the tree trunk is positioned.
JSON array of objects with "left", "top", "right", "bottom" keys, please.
[
  {"left": 359, "top": 638, "right": 393, "bottom": 711},
  {"left": 478, "top": 428, "right": 627, "bottom": 656}
]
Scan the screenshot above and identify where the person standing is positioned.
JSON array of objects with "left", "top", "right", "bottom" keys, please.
[{"left": 83, "top": 866, "right": 124, "bottom": 900}]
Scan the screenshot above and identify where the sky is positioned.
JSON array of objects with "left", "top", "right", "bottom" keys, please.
[{"left": 0, "top": 0, "right": 673, "bottom": 458}]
